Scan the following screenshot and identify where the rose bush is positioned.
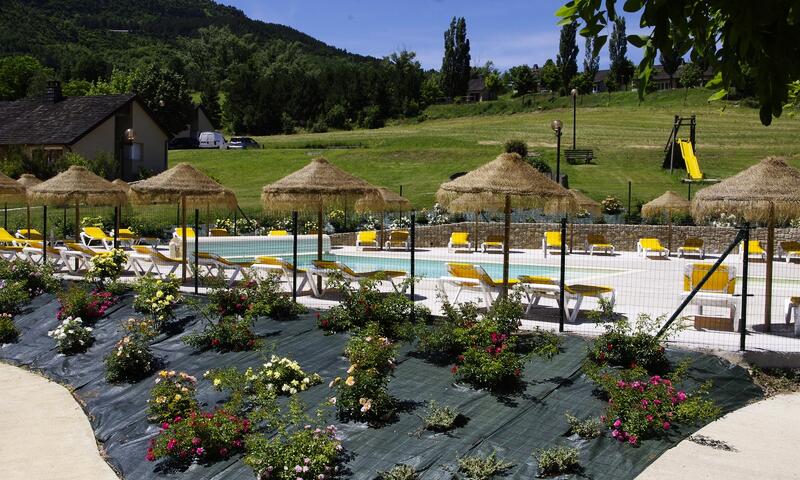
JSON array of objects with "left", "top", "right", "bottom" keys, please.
[
  {"left": 147, "top": 410, "right": 250, "bottom": 463},
  {"left": 105, "top": 335, "right": 155, "bottom": 383},
  {"left": 207, "top": 355, "right": 321, "bottom": 398},
  {"left": 244, "top": 423, "right": 342, "bottom": 480},
  {"left": 57, "top": 284, "right": 117, "bottom": 323},
  {"left": 86, "top": 249, "right": 127, "bottom": 286},
  {"left": 0, "top": 258, "right": 59, "bottom": 296},
  {"left": 0, "top": 313, "right": 18, "bottom": 343},
  {"left": 183, "top": 316, "right": 258, "bottom": 352},
  {"left": 132, "top": 276, "right": 181, "bottom": 327},
  {"left": 147, "top": 370, "right": 199, "bottom": 423},
  {"left": 48, "top": 316, "right": 94, "bottom": 354}
]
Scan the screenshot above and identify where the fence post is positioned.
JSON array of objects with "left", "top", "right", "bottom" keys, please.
[
  {"left": 292, "top": 211, "right": 298, "bottom": 302},
  {"left": 113, "top": 206, "right": 119, "bottom": 250},
  {"left": 194, "top": 209, "right": 199, "bottom": 294},
  {"left": 233, "top": 209, "right": 238, "bottom": 236},
  {"left": 410, "top": 210, "right": 416, "bottom": 324},
  {"left": 740, "top": 223, "right": 750, "bottom": 351},
  {"left": 42, "top": 205, "right": 47, "bottom": 264},
  {"left": 559, "top": 217, "right": 567, "bottom": 332}
]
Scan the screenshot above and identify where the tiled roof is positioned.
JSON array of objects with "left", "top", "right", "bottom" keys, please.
[{"left": 0, "top": 94, "right": 136, "bottom": 145}]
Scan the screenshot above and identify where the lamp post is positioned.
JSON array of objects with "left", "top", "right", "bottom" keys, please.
[
  {"left": 551, "top": 119, "right": 563, "bottom": 186},
  {"left": 571, "top": 88, "right": 578, "bottom": 150}
]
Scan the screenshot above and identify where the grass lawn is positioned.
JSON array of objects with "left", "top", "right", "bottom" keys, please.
[{"left": 170, "top": 89, "right": 800, "bottom": 212}]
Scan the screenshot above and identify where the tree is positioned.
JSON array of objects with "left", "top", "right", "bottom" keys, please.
[
  {"left": 420, "top": 72, "right": 444, "bottom": 106},
  {"left": 87, "top": 69, "right": 133, "bottom": 95},
  {"left": 556, "top": 0, "right": 800, "bottom": 125},
  {"left": 441, "top": 17, "right": 471, "bottom": 99},
  {"left": 0, "top": 55, "right": 52, "bottom": 100},
  {"left": 659, "top": 47, "right": 683, "bottom": 90},
  {"left": 506, "top": 65, "right": 537, "bottom": 96},
  {"left": 540, "top": 59, "right": 561, "bottom": 95},
  {"left": 62, "top": 79, "right": 92, "bottom": 96},
  {"left": 608, "top": 18, "right": 631, "bottom": 89},
  {"left": 129, "top": 64, "right": 194, "bottom": 135},
  {"left": 677, "top": 62, "right": 703, "bottom": 104},
  {"left": 557, "top": 21, "right": 579, "bottom": 95},
  {"left": 571, "top": 72, "right": 594, "bottom": 95},
  {"left": 583, "top": 35, "right": 600, "bottom": 84}
]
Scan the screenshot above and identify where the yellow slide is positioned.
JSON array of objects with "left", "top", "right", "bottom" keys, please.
[{"left": 678, "top": 139, "right": 703, "bottom": 180}]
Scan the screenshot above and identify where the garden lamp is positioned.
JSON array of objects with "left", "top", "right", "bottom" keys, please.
[{"left": 551, "top": 120, "right": 563, "bottom": 185}]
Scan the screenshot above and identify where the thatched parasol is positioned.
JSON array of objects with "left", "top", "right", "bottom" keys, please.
[
  {"left": 642, "top": 191, "right": 691, "bottom": 252},
  {"left": 16, "top": 174, "right": 42, "bottom": 234},
  {"left": 112, "top": 179, "right": 130, "bottom": 192},
  {"left": 129, "top": 163, "right": 238, "bottom": 282},
  {"left": 437, "top": 152, "right": 577, "bottom": 294},
  {"left": 0, "top": 172, "right": 26, "bottom": 230},
  {"left": 356, "top": 187, "right": 412, "bottom": 249},
  {"left": 692, "top": 156, "right": 800, "bottom": 330},
  {"left": 570, "top": 189, "right": 602, "bottom": 217}
]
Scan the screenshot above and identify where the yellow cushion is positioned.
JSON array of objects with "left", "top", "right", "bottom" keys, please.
[
  {"left": 791, "top": 297, "right": 800, "bottom": 305},
  {"left": 209, "top": 228, "right": 228, "bottom": 237},
  {"left": 587, "top": 234, "right": 609, "bottom": 246},
  {"left": 447, "top": 263, "right": 480, "bottom": 279},
  {"left": 175, "top": 227, "right": 195, "bottom": 237},
  {"left": 313, "top": 260, "right": 338, "bottom": 270},
  {"left": 83, "top": 227, "right": 112, "bottom": 240},
  {"left": 745, "top": 240, "right": 765, "bottom": 254},
  {"left": 357, "top": 231, "right": 377, "bottom": 243},
  {"left": 640, "top": 238, "right": 665, "bottom": 250},
  {"left": 545, "top": 231, "right": 562, "bottom": 247},
  {"left": 781, "top": 241, "right": 800, "bottom": 253},
  {"left": 519, "top": 275, "right": 555, "bottom": 285},
  {"left": 683, "top": 263, "right": 735, "bottom": 294},
  {"left": 269, "top": 230, "right": 288, "bottom": 236},
  {"left": 450, "top": 232, "right": 469, "bottom": 244},
  {"left": 566, "top": 284, "right": 614, "bottom": 296},
  {"left": 683, "top": 238, "right": 704, "bottom": 249},
  {"left": 483, "top": 242, "right": 503, "bottom": 247}
]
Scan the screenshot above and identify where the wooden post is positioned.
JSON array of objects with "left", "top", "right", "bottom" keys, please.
[
  {"left": 42, "top": 205, "right": 47, "bottom": 263},
  {"left": 292, "top": 211, "right": 298, "bottom": 302},
  {"left": 26, "top": 203, "right": 31, "bottom": 236},
  {"left": 474, "top": 212, "right": 479, "bottom": 252},
  {"left": 317, "top": 208, "right": 323, "bottom": 292},
  {"left": 74, "top": 201, "right": 80, "bottom": 272},
  {"left": 501, "top": 195, "right": 511, "bottom": 298},
  {"left": 380, "top": 211, "right": 385, "bottom": 250},
  {"left": 194, "top": 208, "right": 199, "bottom": 294},
  {"left": 765, "top": 203, "right": 775, "bottom": 331},
  {"left": 667, "top": 213, "right": 673, "bottom": 253},
  {"left": 181, "top": 195, "right": 187, "bottom": 283}
]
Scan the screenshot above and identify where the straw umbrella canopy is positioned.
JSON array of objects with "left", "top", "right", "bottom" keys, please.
[
  {"left": 570, "top": 189, "right": 602, "bottom": 217},
  {"left": 0, "top": 171, "right": 27, "bottom": 230},
  {"left": 16, "top": 174, "right": 42, "bottom": 234},
  {"left": 262, "top": 157, "right": 381, "bottom": 266},
  {"left": 437, "top": 152, "right": 577, "bottom": 294},
  {"left": 129, "top": 162, "right": 238, "bottom": 282},
  {"left": 692, "top": 156, "right": 800, "bottom": 331},
  {"left": 356, "top": 187, "right": 412, "bottom": 248},
  {"left": 112, "top": 179, "right": 130, "bottom": 192},
  {"left": 642, "top": 190, "right": 691, "bottom": 252}
]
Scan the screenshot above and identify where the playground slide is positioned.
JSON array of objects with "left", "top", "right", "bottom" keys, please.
[{"left": 678, "top": 140, "right": 703, "bottom": 180}]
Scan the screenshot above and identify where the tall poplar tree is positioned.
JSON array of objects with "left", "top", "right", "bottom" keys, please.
[
  {"left": 441, "top": 16, "right": 471, "bottom": 98},
  {"left": 556, "top": 21, "right": 579, "bottom": 94}
]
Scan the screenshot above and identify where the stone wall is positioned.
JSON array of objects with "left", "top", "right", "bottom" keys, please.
[{"left": 330, "top": 222, "right": 800, "bottom": 254}]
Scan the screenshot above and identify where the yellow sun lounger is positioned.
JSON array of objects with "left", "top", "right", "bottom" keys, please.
[
  {"left": 192, "top": 252, "right": 251, "bottom": 286},
  {"left": 585, "top": 234, "right": 615, "bottom": 256},
  {"left": 252, "top": 256, "right": 309, "bottom": 293},
  {"left": 356, "top": 230, "right": 378, "bottom": 250},
  {"left": 780, "top": 241, "right": 800, "bottom": 263},
  {"left": 61, "top": 242, "right": 110, "bottom": 273},
  {"left": 16, "top": 229, "right": 43, "bottom": 241},
  {"left": 309, "top": 260, "right": 407, "bottom": 297},
  {"left": 637, "top": 238, "right": 669, "bottom": 258},
  {"left": 268, "top": 230, "right": 289, "bottom": 236},
  {"left": 480, "top": 235, "right": 504, "bottom": 253},
  {"left": 129, "top": 245, "right": 186, "bottom": 279},
  {"left": 384, "top": 230, "right": 409, "bottom": 250},
  {"left": 542, "top": 231, "right": 565, "bottom": 257},
  {"left": 437, "top": 263, "right": 519, "bottom": 307},
  {"left": 81, "top": 226, "right": 115, "bottom": 249},
  {"left": 0, "top": 227, "right": 28, "bottom": 246},
  {"left": 448, "top": 232, "right": 472, "bottom": 253},
  {"left": 518, "top": 275, "right": 616, "bottom": 322},
  {"left": 677, "top": 238, "right": 705, "bottom": 259},
  {"left": 679, "top": 263, "right": 738, "bottom": 326},
  {"left": 22, "top": 241, "right": 66, "bottom": 269},
  {"left": 740, "top": 240, "right": 767, "bottom": 260},
  {"left": 0, "top": 244, "right": 24, "bottom": 260},
  {"left": 210, "top": 228, "right": 229, "bottom": 237},
  {"left": 173, "top": 227, "right": 196, "bottom": 239}
]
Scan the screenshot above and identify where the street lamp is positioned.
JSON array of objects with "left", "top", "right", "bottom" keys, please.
[
  {"left": 551, "top": 119, "right": 563, "bottom": 185},
  {"left": 570, "top": 88, "right": 578, "bottom": 150}
]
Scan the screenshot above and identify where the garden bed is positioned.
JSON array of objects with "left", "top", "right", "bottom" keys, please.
[{"left": 1, "top": 293, "right": 761, "bottom": 479}]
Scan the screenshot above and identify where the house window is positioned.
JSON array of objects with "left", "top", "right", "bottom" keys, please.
[{"left": 123, "top": 143, "right": 143, "bottom": 162}]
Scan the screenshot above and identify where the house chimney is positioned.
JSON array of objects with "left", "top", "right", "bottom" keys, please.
[{"left": 45, "top": 80, "right": 63, "bottom": 103}]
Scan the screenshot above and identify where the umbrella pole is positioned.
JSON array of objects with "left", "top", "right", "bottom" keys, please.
[
  {"left": 667, "top": 214, "right": 673, "bottom": 254},
  {"left": 26, "top": 204, "right": 31, "bottom": 235},
  {"left": 113, "top": 207, "right": 119, "bottom": 249},
  {"left": 42, "top": 205, "right": 47, "bottom": 264},
  {"left": 317, "top": 208, "right": 323, "bottom": 293},
  {"left": 74, "top": 201, "right": 80, "bottom": 272},
  {"left": 502, "top": 195, "right": 511, "bottom": 298},
  {"left": 3, "top": 202, "right": 6, "bottom": 230},
  {"left": 380, "top": 211, "right": 385, "bottom": 250},
  {"left": 181, "top": 195, "right": 187, "bottom": 284},
  {"left": 474, "top": 212, "right": 478, "bottom": 252},
  {"left": 765, "top": 203, "right": 775, "bottom": 331}
]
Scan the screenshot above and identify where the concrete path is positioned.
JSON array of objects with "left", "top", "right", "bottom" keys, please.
[
  {"left": 0, "top": 363, "right": 119, "bottom": 480},
  {"left": 637, "top": 392, "right": 800, "bottom": 480}
]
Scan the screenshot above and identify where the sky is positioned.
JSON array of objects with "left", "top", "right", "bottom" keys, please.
[{"left": 220, "top": 0, "right": 647, "bottom": 71}]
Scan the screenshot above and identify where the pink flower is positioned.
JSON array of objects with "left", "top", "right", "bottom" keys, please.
[
  {"left": 641, "top": 399, "right": 649, "bottom": 407},
  {"left": 628, "top": 435, "right": 638, "bottom": 445},
  {"left": 662, "top": 421, "right": 671, "bottom": 430},
  {"left": 161, "top": 422, "right": 170, "bottom": 430},
  {"left": 145, "top": 449, "right": 156, "bottom": 461},
  {"left": 677, "top": 391, "right": 687, "bottom": 402},
  {"left": 646, "top": 415, "right": 654, "bottom": 422},
  {"left": 295, "top": 465, "right": 303, "bottom": 473},
  {"left": 611, "top": 429, "right": 619, "bottom": 438},
  {"left": 219, "top": 447, "right": 229, "bottom": 457},
  {"left": 613, "top": 419, "right": 622, "bottom": 428},
  {"left": 191, "top": 437, "right": 201, "bottom": 446},
  {"left": 166, "top": 438, "right": 177, "bottom": 451}
]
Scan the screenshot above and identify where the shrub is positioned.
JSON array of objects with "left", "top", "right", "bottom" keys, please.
[
  {"left": 535, "top": 446, "right": 580, "bottom": 477},
  {"left": 0, "top": 280, "right": 30, "bottom": 314},
  {"left": 57, "top": 284, "right": 117, "bottom": 323},
  {"left": 183, "top": 316, "right": 258, "bottom": 352},
  {"left": 503, "top": 139, "right": 529, "bottom": 157},
  {"left": 378, "top": 464, "right": 419, "bottom": 480},
  {"left": 207, "top": 354, "right": 321, "bottom": 399},
  {"left": 147, "top": 370, "right": 199, "bottom": 424},
  {"left": 454, "top": 328, "right": 524, "bottom": 390},
  {"left": 601, "top": 196, "right": 624, "bottom": 215},
  {"left": 48, "top": 316, "right": 94, "bottom": 354},
  {"left": 243, "top": 399, "right": 342, "bottom": 480},
  {"left": 421, "top": 401, "right": 460, "bottom": 432},
  {"left": 209, "top": 284, "right": 252, "bottom": 317},
  {"left": 0, "top": 313, "right": 18, "bottom": 343},
  {"left": 123, "top": 317, "right": 159, "bottom": 342},
  {"left": 591, "top": 363, "right": 720, "bottom": 446},
  {"left": 565, "top": 413, "right": 602, "bottom": 438},
  {"left": 132, "top": 276, "right": 181, "bottom": 326},
  {"left": 86, "top": 249, "right": 127, "bottom": 286},
  {"left": 586, "top": 313, "right": 673, "bottom": 374},
  {"left": 0, "top": 258, "right": 59, "bottom": 296},
  {"left": 105, "top": 335, "right": 155, "bottom": 383},
  {"left": 528, "top": 157, "right": 552, "bottom": 173},
  {"left": 456, "top": 453, "right": 513, "bottom": 480},
  {"left": 147, "top": 410, "right": 250, "bottom": 463},
  {"left": 331, "top": 325, "right": 397, "bottom": 423},
  {"left": 426, "top": 203, "right": 450, "bottom": 225},
  {"left": 248, "top": 274, "right": 307, "bottom": 319}
]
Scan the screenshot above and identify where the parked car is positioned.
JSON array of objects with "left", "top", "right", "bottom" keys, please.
[
  {"left": 198, "top": 131, "right": 227, "bottom": 149},
  {"left": 228, "top": 137, "right": 260, "bottom": 149},
  {"left": 168, "top": 136, "right": 199, "bottom": 150}
]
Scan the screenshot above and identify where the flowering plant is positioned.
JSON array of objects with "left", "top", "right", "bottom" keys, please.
[
  {"left": 331, "top": 325, "right": 397, "bottom": 423},
  {"left": 0, "top": 258, "right": 59, "bottom": 296},
  {"left": 105, "top": 335, "right": 155, "bottom": 383},
  {"left": 86, "top": 249, "right": 127, "bottom": 286},
  {"left": 57, "top": 284, "right": 117, "bottom": 323},
  {"left": 601, "top": 196, "right": 623, "bottom": 215},
  {"left": 591, "top": 364, "right": 720, "bottom": 446},
  {"left": 453, "top": 328, "right": 524, "bottom": 390},
  {"left": 244, "top": 422, "right": 342, "bottom": 480},
  {"left": 587, "top": 312, "right": 673, "bottom": 374},
  {"left": 183, "top": 316, "right": 258, "bottom": 352},
  {"left": 48, "top": 316, "right": 93, "bottom": 354},
  {"left": 146, "top": 410, "right": 250, "bottom": 463},
  {"left": 0, "top": 313, "right": 18, "bottom": 343},
  {"left": 207, "top": 355, "right": 321, "bottom": 398},
  {"left": 246, "top": 275, "right": 307, "bottom": 320},
  {"left": 132, "top": 276, "right": 181, "bottom": 326},
  {"left": 0, "top": 280, "right": 30, "bottom": 314},
  {"left": 209, "top": 284, "right": 252, "bottom": 317},
  {"left": 426, "top": 203, "right": 450, "bottom": 225},
  {"left": 147, "top": 370, "right": 199, "bottom": 423}
]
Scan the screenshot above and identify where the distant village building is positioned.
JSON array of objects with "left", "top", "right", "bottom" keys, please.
[
  {"left": 466, "top": 76, "right": 497, "bottom": 102},
  {"left": 591, "top": 65, "right": 715, "bottom": 93},
  {"left": 0, "top": 81, "right": 170, "bottom": 181},
  {"left": 176, "top": 105, "right": 215, "bottom": 140}
]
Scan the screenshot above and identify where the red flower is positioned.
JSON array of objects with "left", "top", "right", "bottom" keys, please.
[
  {"left": 321, "top": 319, "right": 329, "bottom": 328},
  {"left": 451, "top": 366, "right": 458, "bottom": 374},
  {"left": 211, "top": 338, "right": 220, "bottom": 347},
  {"left": 514, "top": 368, "right": 521, "bottom": 377},
  {"left": 457, "top": 355, "right": 465, "bottom": 363}
]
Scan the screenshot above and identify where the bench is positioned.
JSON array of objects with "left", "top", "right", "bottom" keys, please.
[{"left": 565, "top": 149, "right": 594, "bottom": 164}]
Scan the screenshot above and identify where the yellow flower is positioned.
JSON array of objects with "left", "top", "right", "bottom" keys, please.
[
  {"left": 347, "top": 365, "right": 356, "bottom": 374},
  {"left": 173, "top": 394, "right": 182, "bottom": 401},
  {"left": 345, "top": 376, "right": 355, "bottom": 386},
  {"left": 213, "top": 378, "right": 221, "bottom": 387},
  {"left": 159, "top": 370, "right": 169, "bottom": 378}
]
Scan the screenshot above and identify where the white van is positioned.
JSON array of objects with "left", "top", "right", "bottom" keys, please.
[{"left": 198, "top": 131, "right": 227, "bottom": 149}]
